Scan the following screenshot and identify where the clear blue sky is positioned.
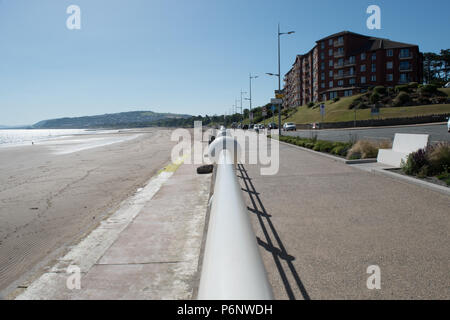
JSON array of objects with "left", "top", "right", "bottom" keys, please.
[{"left": 1, "top": 0, "right": 449, "bottom": 125}]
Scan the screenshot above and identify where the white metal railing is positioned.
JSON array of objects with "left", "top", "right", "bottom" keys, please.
[{"left": 197, "top": 129, "right": 273, "bottom": 300}]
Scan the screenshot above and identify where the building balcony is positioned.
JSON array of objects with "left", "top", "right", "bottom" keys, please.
[
  {"left": 334, "top": 40, "right": 344, "bottom": 47},
  {"left": 399, "top": 54, "right": 413, "bottom": 60},
  {"left": 334, "top": 60, "right": 356, "bottom": 69},
  {"left": 334, "top": 51, "right": 345, "bottom": 58},
  {"left": 399, "top": 67, "right": 412, "bottom": 72},
  {"left": 334, "top": 72, "right": 355, "bottom": 79}
]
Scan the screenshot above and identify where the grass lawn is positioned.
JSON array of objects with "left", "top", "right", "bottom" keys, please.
[
  {"left": 237, "top": 88, "right": 450, "bottom": 126},
  {"left": 281, "top": 88, "right": 450, "bottom": 124}
]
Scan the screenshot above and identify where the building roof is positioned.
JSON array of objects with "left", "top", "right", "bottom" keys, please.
[
  {"left": 368, "top": 38, "right": 418, "bottom": 50},
  {"left": 316, "top": 30, "right": 369, "bottom": 42},
  {"left": 316, "top": 30, "right": 419, "bottom": 50}
]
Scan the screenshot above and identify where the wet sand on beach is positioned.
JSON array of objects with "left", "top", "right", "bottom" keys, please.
[{"left": 0, "top": 128, "right": 176, "bottom": 296}]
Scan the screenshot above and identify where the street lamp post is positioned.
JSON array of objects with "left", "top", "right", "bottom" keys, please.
[
  {"left": 249, "top": 73, "right": 258, "bottom": 114},
  {"left": 267, "top": 24, "right": 295, "bottom": 136}
]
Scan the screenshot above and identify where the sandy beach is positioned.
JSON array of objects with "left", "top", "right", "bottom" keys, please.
[{"left": 0, "top": 128, "right": 177, "bottom": 296}]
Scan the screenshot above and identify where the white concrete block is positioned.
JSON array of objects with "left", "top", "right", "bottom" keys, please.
[
  {"left": 377, "top": 133, "right": 429, "bottom": 167},
  {"left": 392, "top": 133, "right": 429, "bottom": 154},
  {"left": 377, "top": 149, "right": 408, "bottom": 167}
]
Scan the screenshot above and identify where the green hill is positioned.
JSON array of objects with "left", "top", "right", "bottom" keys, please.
[{"left": 32, "top": 111, "right": 191, "bottom": 129}]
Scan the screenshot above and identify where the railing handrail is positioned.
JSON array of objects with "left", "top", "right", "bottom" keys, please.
[{"left": 197, "top": 131, "right": 273, "bottom": 300}]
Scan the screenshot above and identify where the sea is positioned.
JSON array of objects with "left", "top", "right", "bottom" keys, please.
[{"left": 0, "top": 129, "right": 117, "bottom": 147}]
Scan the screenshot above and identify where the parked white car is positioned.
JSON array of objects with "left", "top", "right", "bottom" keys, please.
[
  {"left": 283, "top": 122, "right": 297, "bottom": 131},
  {"left": 447, "top": 117, "right": 450, "bottom": 132}
]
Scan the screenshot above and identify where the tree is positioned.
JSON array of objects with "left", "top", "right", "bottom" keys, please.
[{"left": 423, "top": 49, "right": 450, "bottom": 84}]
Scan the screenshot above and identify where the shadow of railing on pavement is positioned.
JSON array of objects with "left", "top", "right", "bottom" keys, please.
[{"left": 237, "top": 164, "right": 311, "bottom": 300}]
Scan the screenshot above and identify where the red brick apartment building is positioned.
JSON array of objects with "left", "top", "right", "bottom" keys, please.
[{"left": 283, "top": 31, "right": 423, "bottom": 109}]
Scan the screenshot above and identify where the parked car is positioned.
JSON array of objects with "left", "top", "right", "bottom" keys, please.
[
  {"left": 283, "top": 122, "right": 297, "bottom": 131},
  {"left": 445, "top": 82, "right": 450, "bottom": 88},
  {"left": 249, "top": 124, "right": 255, "bottom": 130},
  {"left": 447, "top": 117, "right": 450, "bottom": 132},
  {"left": 242, "top": 124, "right": 249, "bottom": 130},
  {"left": 268, "top": 122, "right": 278, "bottom": 129}
]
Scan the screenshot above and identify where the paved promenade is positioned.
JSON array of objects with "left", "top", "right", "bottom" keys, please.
[
  {"left": 14, "top": 160, "right": 211, "bottom": 300},
  {"left": 237, "top": 140, "right": 449, "bottom": 299}
]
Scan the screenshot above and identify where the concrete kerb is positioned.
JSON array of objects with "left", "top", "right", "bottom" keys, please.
[
  {"left": 369, "top": 167, "right": 450, "bottom": 196},
  {"left": 192, "top": 164, "right": 216, "bottom": 299},
  {"left": 275, "top": 139, "right": 377, "bottom": 165}
]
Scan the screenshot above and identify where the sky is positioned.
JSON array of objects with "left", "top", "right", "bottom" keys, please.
[{"left": 0, "top": 0, "right": 449, "bottom": 126}]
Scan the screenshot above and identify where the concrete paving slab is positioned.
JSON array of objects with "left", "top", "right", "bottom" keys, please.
[
  {"left": 15, "top": 160, "right": 211, "bottom": 300},
  {"left": 238, "top": 141, "right": 450, "bottom": 300}
]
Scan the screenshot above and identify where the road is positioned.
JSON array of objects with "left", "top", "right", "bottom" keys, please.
[
  {"left": 237, "top": 140, "right": 449, "bottom": 299},
  {"left": 284, "top": 123, "right": 449, "bottom": 143}
]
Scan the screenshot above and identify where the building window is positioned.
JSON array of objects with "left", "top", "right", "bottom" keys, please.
[
  {"left": 322, "top": 94, "right": 327, "bottom": 101},
  {"left": 361, "top": 53, "right": 366, "bottom": 60},
  {"left": 321, "top": 83, "right": 325, "bottom": 88},
  {"left": 321, "top": 73, "right": 325, "bottom": 80},
  {"left": 349, "top": 56, "right": 356, "bottom": 64},
  {"left": 371, "top": 75, "right": 376, "bottom": 82},
  {"left": 344, "top": 90, "right": 353, "bottom": 97},
  {"left": 329, "top": 60, "right": 334, "bottom": 67},
  {"left": 321, "top": 52, "right": 325, "bottom": 59},
  {"left": 329, "top": 39, "right": 333, "bottom": 45},
  {"left": 387, "top": 74, "right": 393, "bottom": 81},
  {"left": 400, "top": 61, "right": 411, "bottom": 70},
  {"left": 329, "top": 49, "right": 333, "bottom": 56},
  {"left": 372, "top": 53, "right": 377, "bottom": 60},
  {"left": 321, "top": 62, "right": 325, "bottom": 70},
  {"left": 329, "top": 70, "right": 333, "bottom": 77},
  {"left": 329, "top": 81, "right": 333, "bottom": 88},
  {"left": 349, "top": 78, "right": 356, "bottom": 85},
  {"left": 400, "top": 48, "right": 411, "bottom": 58},
  {"left": 361, "top": 64, "right": 366, "bottom": 72},
  {"left": 361, "top": 76, "right": 366, "bottom": 84},
  {"left": 321, "top": 42, "right": 325, "bottom": 49},
  {"left": 371, "top": 64, "right": 376, "bottom": 72},
  {"left": 330, "top": 91, "right": 337, "bottom": 99},
  {"left": 338, "top": 80, "right": 344, "bottom": 86},
  {"left": 387, "top": 61, "right": 393, "bottom": 69},
  {"left": 387, "top": 49, "right": 393, "bottom": 57},
  {"left": 400, "top": 73, "right": 409, "bottom": 83}
]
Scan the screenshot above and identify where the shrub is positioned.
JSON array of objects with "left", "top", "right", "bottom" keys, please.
[
  {"left": 387, "top": 87, "right": 394, "bottom": 95},
  {"left": 313, "top": 140, "right": 334, "bottom": 152},
  {"left": 333, "top": 97, "right": 340, "bottom": 102},
  {"left": 428, "top": 143, "right": 450, "bottom": 175},
  {"left": 374, "top": 86, "right": 386, "bottom": 95},
  {"left": 307, "top": 102, "right": 315, "bottom": 108},
  {"left": 357, "top": 102, "right": 370, "bottom": 109},
  {"left": 408, "top": 82, "right": 419, "bottom": 89},
  {"left": 402, "top": 148, "right": 429, "bottom": 175},
  {"left": 370, "top": 92, "right": 381, "bottom": 104},
  {"left": 395, "top": 85, "right": 409, "bottom": 93},
  {"left": 331, "top": 144, "right": 351, "bottom": 157},
  {"left": 393, "top": 92, "right": 411, "bottom": 107},
  {"left": 347, "top": 140, "right": 391, "bottom": 159},
  {"left": 419, "top": 84, "right": 438, "bottom": 94}
]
